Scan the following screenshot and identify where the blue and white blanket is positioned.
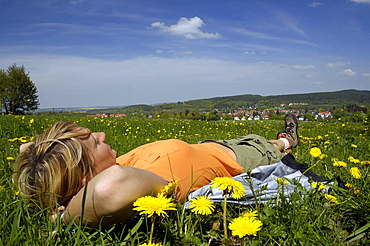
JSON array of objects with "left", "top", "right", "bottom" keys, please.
[{"left": 186, "top": 154, "right": 342, "bottom": 207}]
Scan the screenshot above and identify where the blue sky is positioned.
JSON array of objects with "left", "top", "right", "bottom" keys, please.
[{"left": 1, "top": 0, "right": 369, "bottom": 108}]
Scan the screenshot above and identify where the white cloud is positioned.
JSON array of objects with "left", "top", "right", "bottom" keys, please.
[
  {"left": 275, "top": 10, "right": 305, "bottom": 36},
  {"left": 350, "top": 0, "right": 370, "bottom": 3},
  {"left": 292, "top": 65, "right": 315, "bottom": 69},
  {"left": 244, "top": 51, "right": 256, "bottom": 55},
  {"left": 156, "top": 50, "right": 163, "bottom": 54},
  {"left": 151, "top": 17, "right": 221, "bottom": 39},
  {"left": 309, "top": 2, "right": 323, "bottom": 7},
  {"left": 327, "top": 61, "right": 351, "bottom": 67},
  {"left": 339, "top": 69, "right": 357, "bottom": 76},
  {"left": 362, "top": 73, "right": 370, "bottom": 77},
  {"left": 231, "top": 28, "right": 318, "bottom": 47}
]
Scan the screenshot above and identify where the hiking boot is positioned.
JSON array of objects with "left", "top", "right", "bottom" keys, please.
[{"left": 277, "top": 114, "right": 300, "bottom": 148}]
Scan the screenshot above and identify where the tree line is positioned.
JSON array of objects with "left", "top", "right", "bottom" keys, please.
[{"left": 0, "top": 64, "right": 39, "bottom": 114}]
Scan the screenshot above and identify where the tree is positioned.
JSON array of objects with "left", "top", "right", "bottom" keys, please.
[
  {"left": 0, "top": 64, "right": 39, "bottom": 114},
  {"left": 349, "top": 111, "right": 364, "bottom": 123},
  {"left": 331, "top": 108, "right": 347, "bottom": 120}
]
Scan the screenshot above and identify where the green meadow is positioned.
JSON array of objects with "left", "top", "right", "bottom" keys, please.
[{"left": 0, "top": 115, "right": 369, "bottom": 245}]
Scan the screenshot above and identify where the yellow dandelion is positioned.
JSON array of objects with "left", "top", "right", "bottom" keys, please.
[
  {"left": 14, "top": 190, "right": 20, "bottom": 196},
  {"left": 311, "top": 182, "right": 326, "bottom": 191},
  {"left": 159, "top": 181, "right": 178, "bottom": 197},
  {"left": 310, "top": 147, "right": 322, "bottom": 158},
  {"left": 139, "top": 243, "right": 163, "bottom": 246},
  {"left": 324, "top": 194, "right": 339, "bottom": 204},
  {"left": 133, "top": 195, "right": 176, "bottom": 218},
  {"left": 319, "top": 154, "right": 327, "bottom": 159},
  {"left": 6, "top": 157, "right": 15, "bottom": 160},
  {"left": 241, "top": 210, "right": 258, "bottom": 219},
  {"left": 355, "top": 188, "right": 361, "bottom": 194},
  {"left": 189, "top": 196, "right": 215, "bottom": 215},
  {"left": 29, "top": 118, "right": 34, "bottom": 124},
  {"left": 348, "top": 156, "right": 360, "bottom": 164},
  {"left": 332, "top": 159, "right": 347, "bottom": 167},
  {"left": 345, "top": 183, "right": 353, "bottom": 188},
  {"left": 229, "top": 216, "right": 262, "bottom": 237},
  {"left": 361, "top": 160, "right": 370, "bottom": 167},
  {"left": 275, "top": 178, "right": 288, "bottom": 185},
  {"left": 210, "top": 177, "right": 246, "bottom": 199},
  {"left": 350, "top": 167, "right": 362, "bottom": 179},
  {"left": 351, "top": 144, "right": 358, "bottom": 148}
]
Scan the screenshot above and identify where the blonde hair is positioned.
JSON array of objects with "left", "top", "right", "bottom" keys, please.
[{"left": 13, "top": 121, "right": 94, "bottom": 209}]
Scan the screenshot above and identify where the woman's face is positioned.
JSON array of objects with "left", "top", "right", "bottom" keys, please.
[{"left": 79, "top": 128, "right": 117, "bottom": 175}]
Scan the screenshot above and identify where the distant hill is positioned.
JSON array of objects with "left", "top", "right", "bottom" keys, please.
[
  {"left": 185, "top": 89, "right": 370, "bottom": 108},
  {"left": 83, "top": 89, "right": 370, "bottom": 115}
]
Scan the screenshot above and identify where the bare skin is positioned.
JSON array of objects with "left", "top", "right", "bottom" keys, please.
[{"left": 63, "top": 165, "right": 168, "bottom": 227}]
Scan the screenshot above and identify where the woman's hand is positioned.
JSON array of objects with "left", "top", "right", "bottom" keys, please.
[{"left": 50, "top": 206, "right": 66, "bottom": 224}]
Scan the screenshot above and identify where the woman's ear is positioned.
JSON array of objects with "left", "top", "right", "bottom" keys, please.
[{"left": 20, "top": 142, "right": 34, "bottom": 152}]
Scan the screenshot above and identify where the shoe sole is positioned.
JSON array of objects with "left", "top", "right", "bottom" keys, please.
[{"left": 285, "top": 114, "right": 300, "bottom": 147}]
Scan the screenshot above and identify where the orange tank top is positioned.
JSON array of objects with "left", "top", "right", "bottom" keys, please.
[{"left": 116, "top": 139, "right": 243, "bottom": 202}]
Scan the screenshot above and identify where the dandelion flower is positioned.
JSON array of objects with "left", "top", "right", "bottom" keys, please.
[
  {"left": 351, "top": 144, "right": 358, "bottom": 148},
  {"left": 332, "top": 159, "right": 347, "bottom": 167},
  {"left": 311, "top": 182, "right": 326, "bottom": 191},
  {"left": 229, "top": 216, "right": 262, "bottom": 237},
  {"left": 345, "top": 183, "right": 353, "bottom": 188},
  {"left": 310, "top": 147, "right": 322, "bottom": 158},
  {"left": 324, "top": 194, "right": 339, "bottom": 204},
  {"left": 241, "top": 210, "right": 258, "bottom": 219},
  {"left": 361, "top": 160, "right": 370, "bottom": 167},
  {"left": 350, "top": 167, "right": 362, "bottom": 179},
  {"left": 139, "top": 243, "right": 163, "bottom": 246},
  {"left": 29, "top": 118, "right": 34, "bottom": 124},
  {"left": 348, "top": 156, "right": 360, "bottom": 164},
  {"left": 6, "top": 157, "right": 15, "bottom": 160},
  {"left": 210, "top": 177, "right": 246, "bottom": 199},
  {"left": 133, "top": 195, "right": 176, "bottom": 218},
  {"left": 319, "top": 154, "right": 327, "bottom": 159},
  {"left": 275, "top": 178, "right": 288, "bottom": 185},
  {"left": 159, "top": 181, "right": 178, "bottom": 197},
  {"left": 189, "top": 196, "right": 215, "bottom": 215}
]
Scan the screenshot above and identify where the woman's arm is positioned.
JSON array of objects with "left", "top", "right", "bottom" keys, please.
[{"left": 63, "top": 165, "right": 168, "bottom": 227}]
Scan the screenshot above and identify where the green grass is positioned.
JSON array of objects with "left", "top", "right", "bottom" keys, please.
[{"left": 0, "top": 115, "right": 369, "bottom": 245}]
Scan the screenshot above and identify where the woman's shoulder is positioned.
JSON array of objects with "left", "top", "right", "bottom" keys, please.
[{"left": 64, "top": 165, "right": 167, "bottom": 227}]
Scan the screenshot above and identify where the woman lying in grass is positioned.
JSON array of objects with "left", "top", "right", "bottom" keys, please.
[{"left": 13, "top": 114, "right": 300, "bottom": 227}]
